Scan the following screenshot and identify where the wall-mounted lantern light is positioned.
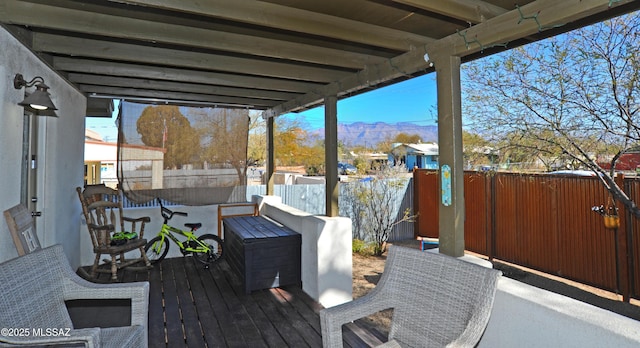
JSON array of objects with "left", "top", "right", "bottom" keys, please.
[{"left": 13, "top": 73, "right": 58, "bottom": 117}]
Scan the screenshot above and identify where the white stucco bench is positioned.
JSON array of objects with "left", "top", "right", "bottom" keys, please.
[{"left": 252, "top": 195, "right": 353, "bottom": 308}]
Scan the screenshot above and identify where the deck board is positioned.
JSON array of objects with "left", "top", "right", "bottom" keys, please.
[
  {"left": 147, "top": 262, "right": 166, "bottom": 348},
  {"left": 184, "top": 259, "right": 227, "bottom": 348},
  {"left": 163, "top": 260, "right": 188, "bottom": 348},
  {"left": 80, "top": 256, "right": 385, "bottom": 347},
  {"left": 172, "top": 259, "right": 207, "bottom": 348}
]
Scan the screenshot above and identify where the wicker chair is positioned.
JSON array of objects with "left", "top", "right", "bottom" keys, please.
[
  {"left": 0, "top": 245, "right": 148, "bottom": 348},
  {"left": 77, "top": 184, "right": 151, "bottom": 281},
  {"left": 320, "top": 246, "right": 501, "bottom": 348}
]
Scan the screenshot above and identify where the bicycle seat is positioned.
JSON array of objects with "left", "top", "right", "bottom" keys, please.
[{"left": 184, "top": 223, "right": 202, "bottom": 230}]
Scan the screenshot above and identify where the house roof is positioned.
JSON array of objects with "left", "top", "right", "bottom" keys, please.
[
  {"left": 1, "top": 0, "right": 638, "bottom": 117},
  {"left": 393, "top": 142, "right": 439, "bottom": 155}
]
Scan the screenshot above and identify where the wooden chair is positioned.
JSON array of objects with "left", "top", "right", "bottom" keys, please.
[
  {"left": 3, "top": 203, "right": 41, "bottom": 256},
  {"left": 77, "top": 185, "right": 151, "bottom": 281}
]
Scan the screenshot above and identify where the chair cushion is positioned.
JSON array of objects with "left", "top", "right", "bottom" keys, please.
[{"left": 100, "top": 325, "right": 145, "bottom": 348}]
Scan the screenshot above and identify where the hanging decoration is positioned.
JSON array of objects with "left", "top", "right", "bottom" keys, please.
[{"left": 591, "top": 196, "right": 620, "bottom": 230}]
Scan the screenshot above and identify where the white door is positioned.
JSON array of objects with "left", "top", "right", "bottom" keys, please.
[{"left": 20, "top": 113, "right": 40, "bottom": 218}]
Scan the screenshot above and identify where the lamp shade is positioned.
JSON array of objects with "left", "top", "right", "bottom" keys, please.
[
  {"left": 18, "top": 83, "right": 58, "bottom": 111},
  {"left": 23, "top": 105, "right": 58, "bottom": 117}
]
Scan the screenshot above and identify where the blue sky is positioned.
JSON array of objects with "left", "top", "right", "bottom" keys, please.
[
  {"left": 86, "top": 73, "right": 438, "bottom": 141},
  {"left": 281, "top": 73, "right": 438, "bottom": 129}
]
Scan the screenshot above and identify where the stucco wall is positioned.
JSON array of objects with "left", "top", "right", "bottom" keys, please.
[
  {"left": 253, "top": 195, "right": 353, "bottom": 308},
  {"left": 479, "top": 276, "right": 640, "bottom": 347},
  {"left": 0, "top": 27, "right": 86, "bottom": 268}
]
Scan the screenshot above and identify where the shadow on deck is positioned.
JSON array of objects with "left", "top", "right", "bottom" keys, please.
[{"left": 77, "top": 257, "right": 385, "bottom": 347}]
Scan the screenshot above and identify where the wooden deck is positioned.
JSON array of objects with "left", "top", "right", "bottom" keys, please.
[{"left": 80, "top": 256, "right": 385, "bottom": 348}]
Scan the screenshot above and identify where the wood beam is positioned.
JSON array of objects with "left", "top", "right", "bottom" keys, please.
[
  {"left": 434, "top": 54, "right": 464, "bottom": 257},
  {"left": 392, "top": 0, "right": 507, "bottom": 23},
  {"left": 53, "top": 58, "right": 320, "bottom": 93},
  {"left": 0, "top": 0, "right": 386, "bottom": 69},
  {"left": 265, "top": 47, "right": 428, "bottom": 117},
  {"left": 266, "top": 0, "right": 636, "bottom": 116},
  {"left": 429, "top": 0, "right": 637, "bottom": 57},
  {"left": 79, "top": 85, "right": 279, "bottom": 108},
  {"left": 67, "top": 73, "right": 298, "bottom": 101},
  {"left": 266, "top": 117, "right": 275, "bottom": 195},
  {"left": 32, "top": 33, "right": 350, "bottom": 83},
  {"left": 324, "top": 95, "right": 339, "bottom": 217},
  {"left": 107, "top": 0, "right": 434, "bottom": 51}
]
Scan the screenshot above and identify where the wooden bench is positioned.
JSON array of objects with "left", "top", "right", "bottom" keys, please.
[{"left": 223, "top": 215, "right": 301, "bottom": 294}]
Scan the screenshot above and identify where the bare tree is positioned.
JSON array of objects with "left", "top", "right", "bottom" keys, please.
[
  {"left": 463, "top": 12, "right": 640, "bottom": 216},
  {"left": 344, "top": 166, "right": 417, "bottom": 256},
  {"left": 247, "top": 114, "right": 266, "bottom": 166},
  {"left": 194, "top": 108, "right": 250, "bottom": 185}
]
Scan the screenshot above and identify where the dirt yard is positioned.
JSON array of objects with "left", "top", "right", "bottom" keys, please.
[
  {"left": 352, "top": 251, "right": 392, "bottom": 335},
  {"left": 351, "top": 240, "right": 422, "bottom": 335}
]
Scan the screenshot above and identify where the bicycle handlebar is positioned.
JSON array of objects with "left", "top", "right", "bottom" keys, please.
[{"left": 157, "top": 198, "right": 188, "bottom": 222}]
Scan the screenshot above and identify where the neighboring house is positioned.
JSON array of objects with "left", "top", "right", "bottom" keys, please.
[
  {"left": 84, "top": 130, "right": 166, "bottom": 190},
  {"left": 598, "top": 148, "right": 640, "bottom": 172},
  {"left": 389, "top": 143, "right": 439, "bottom": 170},
  {"left": 465, "top": 146, "right": 500, "bottom": 170},
  {"left": 84, "top": 129, "right": 118, "bottom": 188},
  {"left": 358, "top": 151, "right": 389, "bottom": 171}
]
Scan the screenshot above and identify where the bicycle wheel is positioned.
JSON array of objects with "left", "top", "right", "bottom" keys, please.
[
  {"left": 145, "top": 236, "right": 169, "bottom": 264},
  {"left": 193, "top": 234, "right": 224, "bottom": 265}
]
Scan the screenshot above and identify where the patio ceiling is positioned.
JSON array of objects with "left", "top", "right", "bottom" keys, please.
[{"left": 1, "top": 0, "right": 639, "bottom": 117}]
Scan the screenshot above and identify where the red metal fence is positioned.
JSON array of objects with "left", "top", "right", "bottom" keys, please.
[{"left": 413, "top": 169, "right": 638, "bottom": 301}]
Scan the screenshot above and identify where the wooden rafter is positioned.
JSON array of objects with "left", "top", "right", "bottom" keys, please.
[
  {"left": 392, "top": 0, "right": 508, "bottom": 23},
  {"left": 106, "top": 0, "right": 435, "bottom": 51},
  {"left": 265, "top": 0, "right": 638, "bottom": 116}
]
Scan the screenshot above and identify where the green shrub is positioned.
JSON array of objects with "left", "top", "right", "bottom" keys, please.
[{"left": 352, "top": 239, "right": 376, "bottom": 256}]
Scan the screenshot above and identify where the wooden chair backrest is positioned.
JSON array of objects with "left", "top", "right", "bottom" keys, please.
[
  {"left": 77, "top": 185, "right": 123, "bottom": 247},
  {"left": 3, "top": 204, "right": 41, "bottom": 256}
]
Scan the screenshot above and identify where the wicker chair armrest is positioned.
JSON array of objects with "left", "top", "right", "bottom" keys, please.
[
  {"left": 59, "top": 253, "right": 149, "bottom": 328},
  {"left": 320, "top": 291, "right": 391, "bottom": 348},
  {"left": 0, "top": 327, "right": 100, "bottom": 348},
  {"left": 447, "top": 272, "right": 502, "bottom": 348},
  {"left": 63, "top": 278, "right": 150, "bottom": 326}
]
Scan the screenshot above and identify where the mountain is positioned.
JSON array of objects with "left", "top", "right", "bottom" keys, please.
[{"left": 315, "top": 122, "right": 438, "bottom": 147}]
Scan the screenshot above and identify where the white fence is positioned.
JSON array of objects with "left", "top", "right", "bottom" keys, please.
[
  {"left": 124, "top": 179, "right": 415, "bottom": 242},
  {"left": 246, "top": 179, "right": 415, "bottom": 242}
]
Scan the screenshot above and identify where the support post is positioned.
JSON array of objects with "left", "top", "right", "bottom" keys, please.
[
  {"left": 435, "top": 54, "right": 465, "bottom": 257},
  {"left": 325, "top": 95, "right": 339, "bottom": 217},
  {"left": 266, "top": 116, "right": 275, "bottom": 195}
]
